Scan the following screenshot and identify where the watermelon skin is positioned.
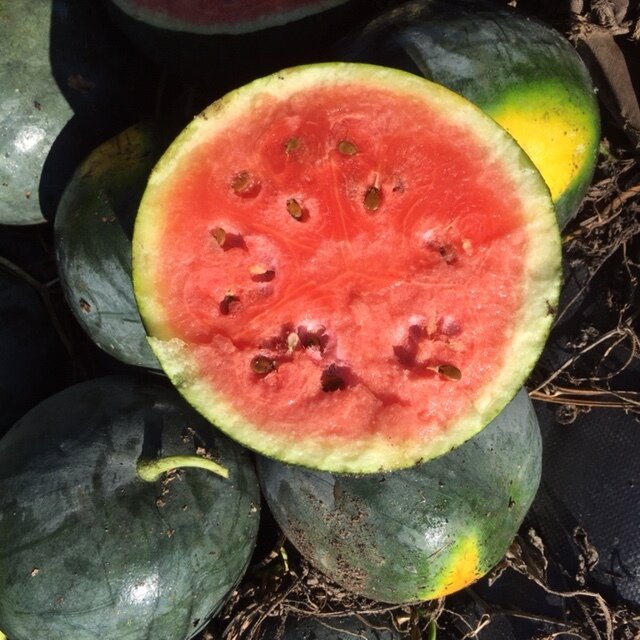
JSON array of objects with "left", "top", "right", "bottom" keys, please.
[
  {"left": 257, "top": 389, "right": 541, "bottom": 604},
  {"left": 105, "top": 0, "right": 375, "bottom": 93},
  {"left": 0, "top": 376, "right": 260, "bottom": 640},
  {"left": 336, "top": 0, "right": 600, "bottom": 228},
  {"left": 54, "top": 122, "right": 177, "bottom": 369},
  {"left": 0, "top": 0, "right": 155, "bottom": 225}
]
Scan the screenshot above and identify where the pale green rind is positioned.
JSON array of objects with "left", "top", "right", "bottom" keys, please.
[
  {"left": 134, "top": 62, "right": 561, "bottom": 473},
  {"left": 110, "top": 0, "right": 351, "bottom": 34}
]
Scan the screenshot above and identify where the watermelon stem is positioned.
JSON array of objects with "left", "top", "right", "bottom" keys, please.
[
  {"left": 426, "top": 620, "right": 437, "bottom": 640},
  {"left": 137, "top": 455, "right": 229, "bottom": 481}
]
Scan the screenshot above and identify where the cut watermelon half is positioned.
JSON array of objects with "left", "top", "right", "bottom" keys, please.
[{"left": 132, "top": 63, "right": 561, "bottom": 473}]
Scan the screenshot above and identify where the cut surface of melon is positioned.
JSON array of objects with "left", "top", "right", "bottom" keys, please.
[{"left": 133, "top": 63, "right": 561, "bottom": 473}]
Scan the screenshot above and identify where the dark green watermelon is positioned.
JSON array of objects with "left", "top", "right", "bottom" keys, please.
[
  {"left": 0, "top": 0, "right": 156, "bottom": 225},
  {"left": 257, "top": 389, "right": 541, "bottom": 604},
  {"left": 54, "top": 122, "right": 177, "bottom": 369},
  {"left": 0, "top": 375, "right": 260, "bottom": 640}
]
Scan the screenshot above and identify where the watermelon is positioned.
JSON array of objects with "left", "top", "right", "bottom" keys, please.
[
  {"left": 336, "top": 0, "right": 600, "bottom": 228},
  {"left": 132, "top": 62, "right": 562, "bottom": 474},
  {"left": 105, "top": 0, "right": 373, "bottom": 93},
  {"left": 54, "top": 122, "right": 176, "bottom": 369},
  {"left": 0, "top": 0, "right": 155, "bottom": 225},
  {"left": 0, "top": 375, "right": 260, "bottom": 640},
  {"left": 257, "top": 388, "right": 542, "bottom": 603}
]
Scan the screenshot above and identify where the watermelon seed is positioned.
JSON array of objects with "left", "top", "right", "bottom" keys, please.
[
  {"left": 287, "top": 332, "right": 301, "bottom": 352},
  {"left": 231, "top": 171, "right": 261, "bottom": 198},
  {"left": 437, "top": 364, "right": 462, "bottom": 381},
  {"left": 211, "top": 226, "right": 226, "bottom": 247},
  {"left": 219, "top": 293, "right": 239, "bottom": 315},
  {"left": 251, "top": 355, "right": 277, "bottom": 375},
  {"left": 286, "top": 198, "right": 305, "bottom": 220},
  {"left": 338, "top": 140, "right": 358, "bottom": 156},
  {"left": 364, "top": 186, "right": 381, "bottom": 212},
  {"left": 321, "top": 364, "right": 347, "bottom": 392},
  {"left": 284, "top": 137, "right": 300, "bottom": 153}
]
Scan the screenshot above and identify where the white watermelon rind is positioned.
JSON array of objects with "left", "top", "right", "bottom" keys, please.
[{"left": 133, "top": 62, "right": 562, "bottom": 473}]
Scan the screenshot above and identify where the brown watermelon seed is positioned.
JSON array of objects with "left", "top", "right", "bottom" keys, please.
[
  {"left": 437, "top": 364, "right": 462, "bottom": 381},
  {"left": 364, "top": 186, "right": 381, "bottom": 212},
  {"left": 286, "top": 198, "right": 304, "bottom": 220},
  {"left": 321, "top": 365, "right": 346, "bottom": 392},
  {"left": 219, "top": 293, "right": 239, "bottom": 316},
  {"left": 284, "top": 137, "right": 300, "bottom": 153},
  {"left": 211, "top": 226, "right": 226, "bottom": 247},
  {"left": 251, "top": 355, "right": 277, "bottom": 375},
  {"left": 231, "top": 171, "right": 261, "bottom": 197},
  {"left": 338, "top": 140, "right": 358, "bottom": 156}
]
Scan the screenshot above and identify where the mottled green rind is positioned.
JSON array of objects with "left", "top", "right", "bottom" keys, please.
[
  {"left": 0, "top": 376, "right": 260, "bottom": 640},
  {"left": 54, "top": 122, "right": 172, "bottom": 369},
  {"left": 257, "top": 388, "right": 541, "bottom": 604},
  {"left": 338, "top": 0, "right": 600, "bottom": 228},
  {"left": 0, "top": 0, "right": 154, "bottom": 225}
]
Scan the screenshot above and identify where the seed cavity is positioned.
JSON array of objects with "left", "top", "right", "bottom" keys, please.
[
  {"left": 438, "top": 245, "right": 457, "bottom": 264},
  {"left": 321, "top": 364, "right": 347, "bottom": 392},
  {"left": 249, "top": 264, "right": 275, "bottom": 282},
  {"left": 338, "top": 140, "right": 358, "bottom": 156},
  {"left": 437, "top": 364, "right": 462, "bottom": 381},
  {"left": 219, "top": 293, "right": 239, "bottom": 316},
  {"left": 364, "top": 186, "right": 381, "bottom": 212},
  {"left": 298, "top": 326, "right": 329, "bottom": 353},
  {"left": 284, "top": 137, "right": 300, "bottom": 153},
  {"left": 286, "top": 198, "right": 305, "bottom": 221},
  {"left": 251, "top": 354, "right": 277, "bottom": 375},
  {"left": 231, "top": 171, "right": 261, "bottom": 198}
]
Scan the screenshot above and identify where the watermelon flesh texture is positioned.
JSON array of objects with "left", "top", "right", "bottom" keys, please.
[{"left": 133, "top": 63, "right": 562, "bottom": 473}]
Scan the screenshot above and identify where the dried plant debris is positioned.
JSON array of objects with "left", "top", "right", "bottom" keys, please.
[{"left": 529, "top": 147, "right": 640, "bottom": 417}]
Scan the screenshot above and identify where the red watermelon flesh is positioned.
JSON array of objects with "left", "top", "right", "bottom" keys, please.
[
  {"left": 133, "top": 63, "right": 561, "bottom": 473},
  {"left": 110, "top": 0, "right": 351, "bottom": 33}
]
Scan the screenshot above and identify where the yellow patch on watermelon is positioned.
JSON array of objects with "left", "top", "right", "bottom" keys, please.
[
  {"left": 422, "top": 533, "right": 482, "bottom": 599},
  {"left": 487, "top": 79, "right": 598, "bottom": 205}
]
